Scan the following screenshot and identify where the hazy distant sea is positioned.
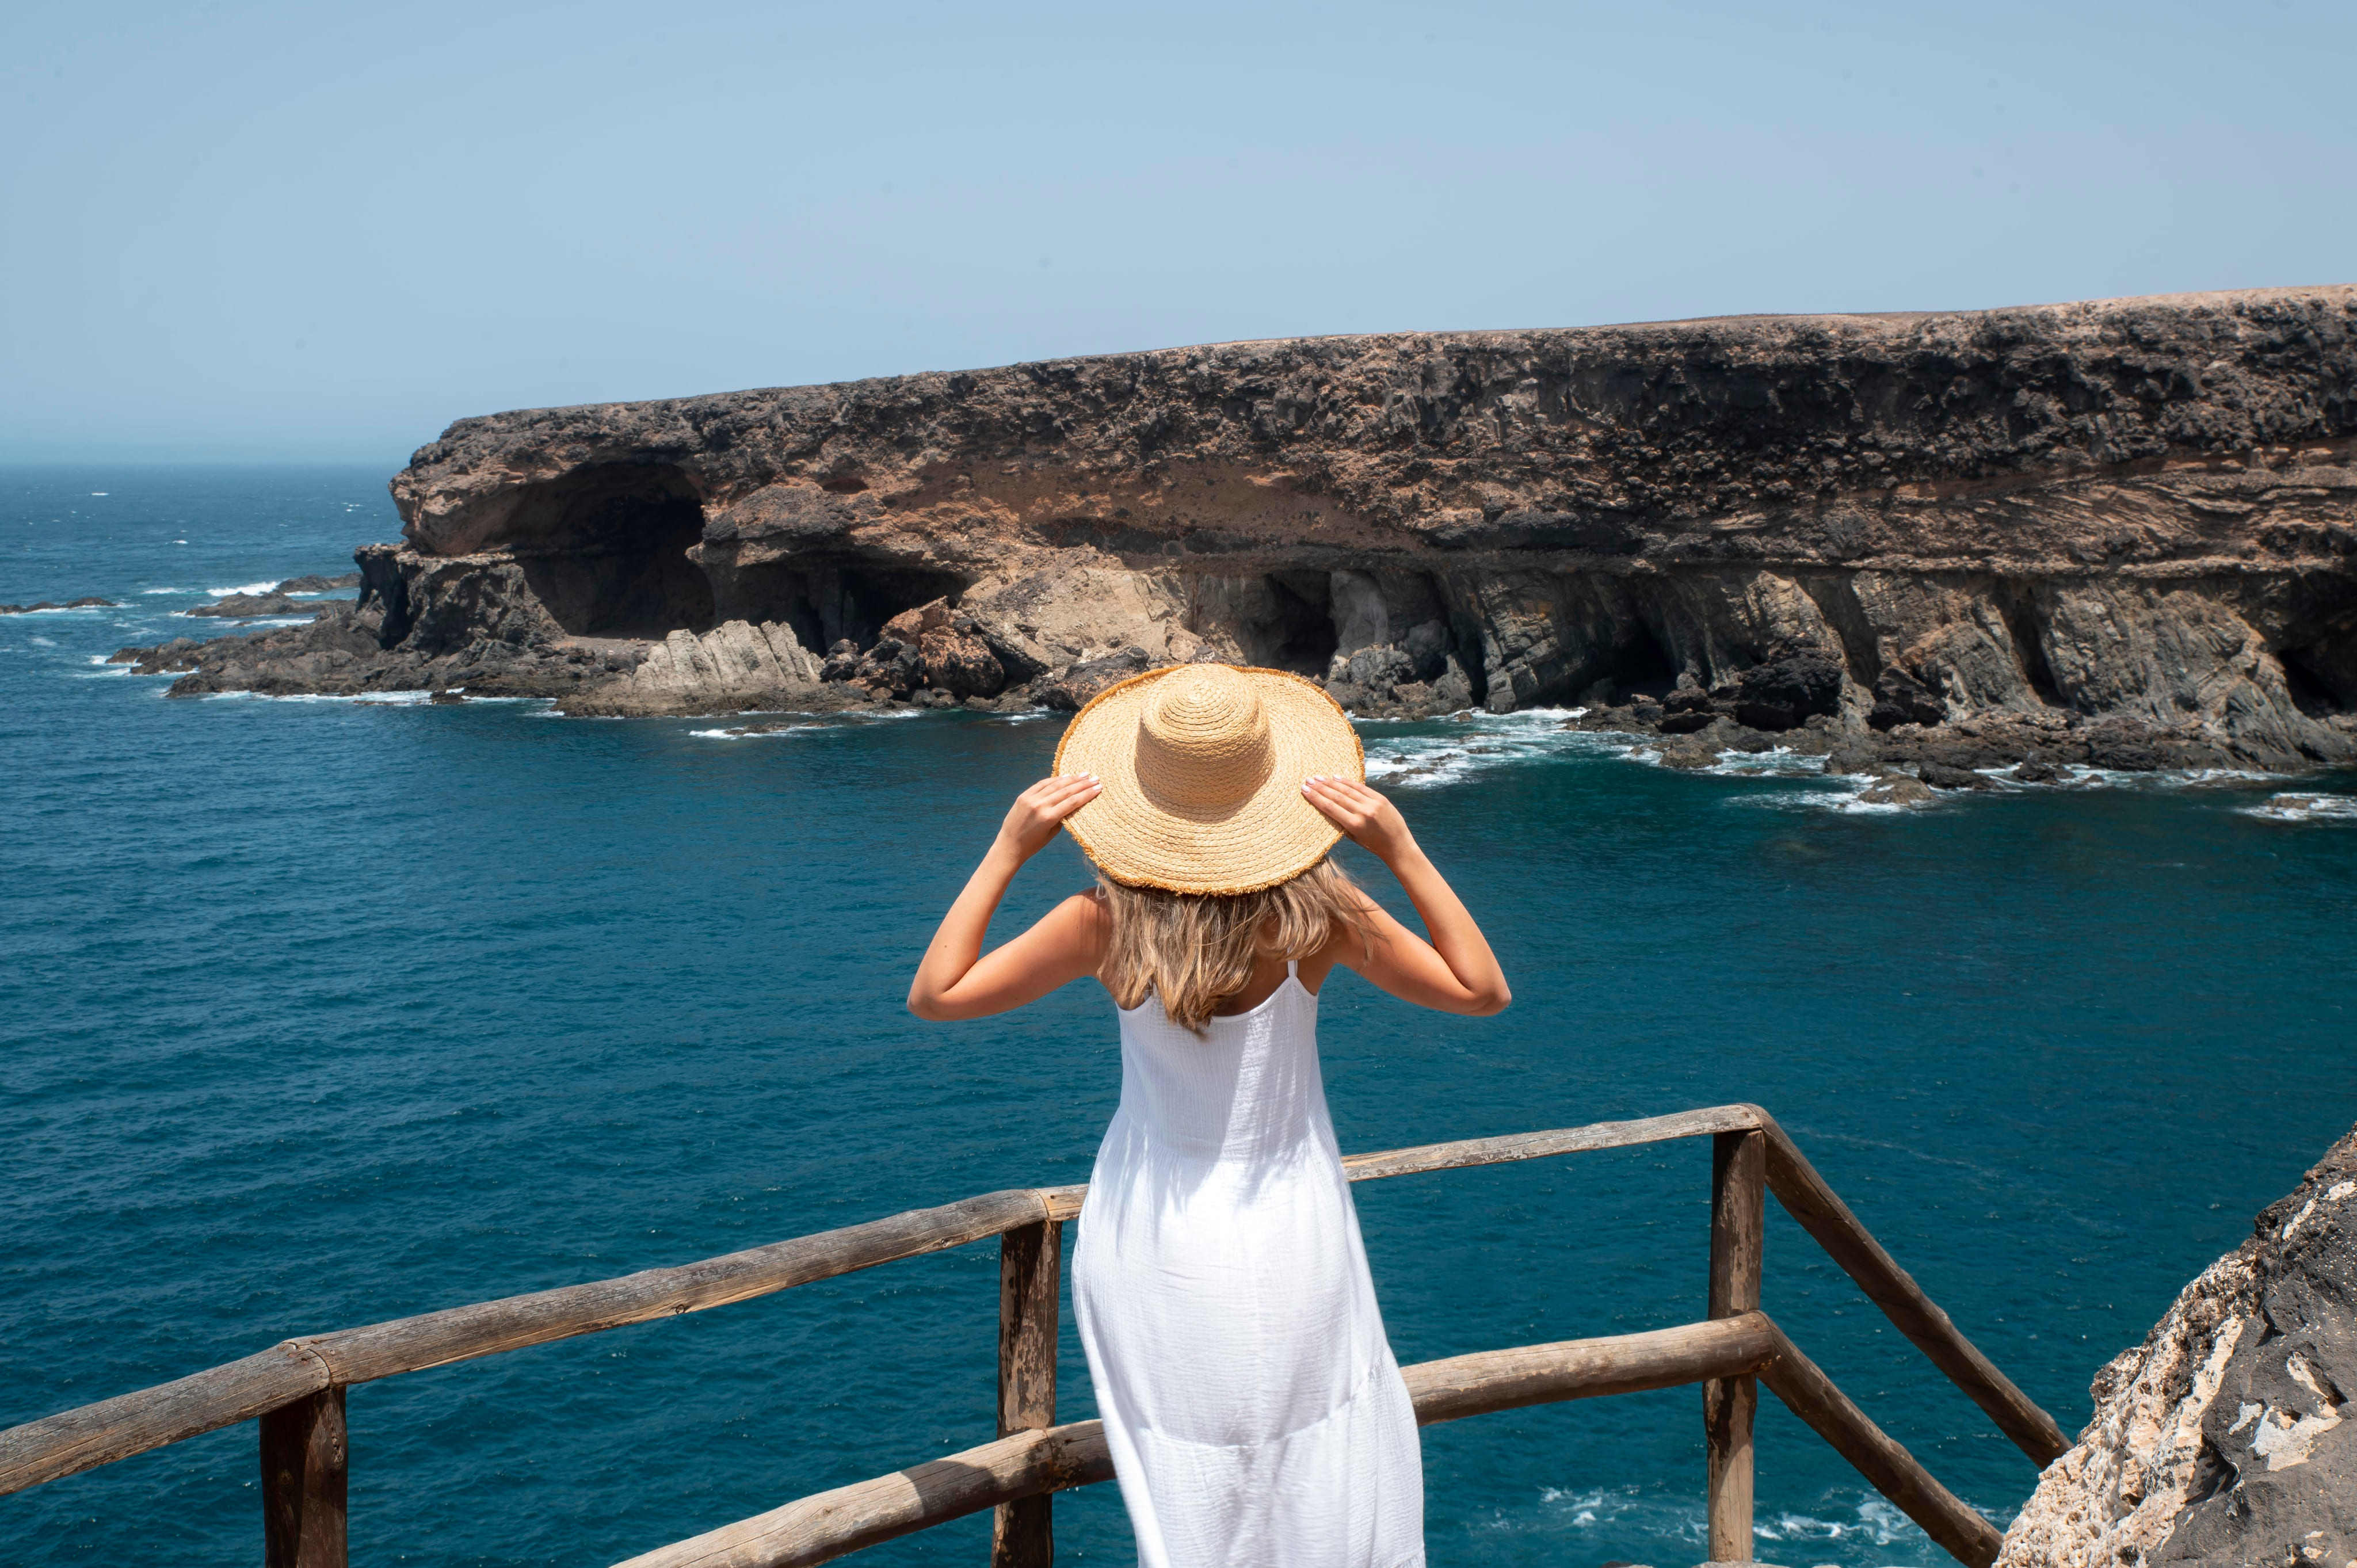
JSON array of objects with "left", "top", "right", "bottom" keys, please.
[{"left": 4, "top": 465, "right": 2354, "bottom": 1567}]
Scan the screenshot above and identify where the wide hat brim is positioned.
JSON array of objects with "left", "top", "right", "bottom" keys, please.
[{"left": 1053, "top": 664, "right": 1365, "bottom": 896}]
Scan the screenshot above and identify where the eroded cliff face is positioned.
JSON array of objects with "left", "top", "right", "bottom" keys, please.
[
  {"left": 1997, "top": 1126, "right": 2357, "bottom": 1568},
  {"left": 135, "top": 288, "right": 2357, "bottom": 763}
]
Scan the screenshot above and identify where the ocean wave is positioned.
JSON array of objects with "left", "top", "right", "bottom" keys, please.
[
  {"left": 1493, "top": 1478, "right": 1965, "bottom": 1564},
  {"left": 2242, "top": 792, "right": 2357, "bottom": 823},
  {"left": 140, "top": 587, "right": 190, "bottom": 596},
  {"left": 205, "top": 580, "right": 279, "bottom": 596},
  {"left": 196, "top": 688, "right": 447, "bottom": 705},
  {"left": 689, "top": 723, "right": 812, "bottom": 741},
  {"left": 1360, "top": 708, "right": 1604, "bottom": 788}
]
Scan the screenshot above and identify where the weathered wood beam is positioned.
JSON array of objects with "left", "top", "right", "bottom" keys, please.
[
  {"left": 1706, "top": 1128, "right": 1765, "bottom": 1564},
  {"left": 1749, "top": 1107, "right": 2069, "bottom": 1466},
  {"left": 1037, "top": 1105, "right": 1764, "bottom": 1223},
  {"left": 0, "top": 1190, "right": 1054, "bottom": 1495},
  {"left": 990, "top": 1219, "right": 1061, "bottom": 1568},
  {"left": 0, "top": 1343, "right": 330, "bottom": 1495},
  {"left": 298, "top": 1190, "right": 1052, "bottom": 1386},
  {"left": 1340, "top": 1105, "right": 1763, "bottom": 1183},
  {"left": 1403, "top": 1313, "right": 1778, "bottom": 1423},
  {"left": 261, "top": 1387, "right": 347, "bottom": 1568},
  {"left": 1757, "top": 1321, "right": 2004, "bottom": 1568},
  {"left": 611, "top": 1315, "right": 1780, "bottom": 1568}
]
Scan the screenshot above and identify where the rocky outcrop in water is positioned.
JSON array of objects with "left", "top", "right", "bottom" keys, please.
[
  {"left": 1997, "top": 1124, "right": 2357, "bottom": 1568},
  {"left": 2, "top": 597, "right": 114, "bottom": 614},
  {"left": 115, "top": 287, "right": 2357, "bottom": 766}
]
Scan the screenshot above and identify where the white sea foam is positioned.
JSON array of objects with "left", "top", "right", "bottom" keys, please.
[
  {"left": 140, "top": 587, "right": 189, "bottom": 596},
  {"left": 1360, "top": 708, "right": 1611, "bottom": 788},
  {"left": 689, "top": 724, "right": 810, "bottom": 741},
  {"left": 205, "top": 581, "right": 278, "bottom": 597},
  {"left": 29, "top": 635, "right": 56, "bottom": 647},
  {"left": 2243, "top": 792, "right": 2357, "bottom": 823},
  {"left": 197, "top": 688, "right": 443, "bottom": 705}
]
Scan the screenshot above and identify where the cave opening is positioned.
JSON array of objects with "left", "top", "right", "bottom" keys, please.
[
  {"left": 2277, "top": 644, "right": 2352, "bottom": 716},
  {"left": 1610, "top": 620, "right": 1679, "bottom": 699},
  {"left": 717, "top": 560, "right": 971, "bottom": 651},
  {"left": 499, "top": 464, "right": 716, "bottom": 638},
  {"left": 2000, "top": 592, "right": 2065, "bottom": 707},
  {"left": 1183, "top": 573, "right": 1341, "bottom": 676},
  {"left": 1264, "top": 571, "right": 1338, "bottom": 675}
]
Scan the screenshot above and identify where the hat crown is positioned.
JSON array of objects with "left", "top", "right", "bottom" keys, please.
[{"left": 1135, "top": 665, "right": 1274, "bottom": 811}]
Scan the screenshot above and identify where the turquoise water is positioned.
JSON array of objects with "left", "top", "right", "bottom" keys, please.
[{"left": 4, "top": 466, "right": 2354, "bottom": 1568}]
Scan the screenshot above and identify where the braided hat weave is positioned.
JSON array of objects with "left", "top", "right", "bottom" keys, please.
[{"left": 1053, "top": 663, "right": 1365, "bottom": 895}]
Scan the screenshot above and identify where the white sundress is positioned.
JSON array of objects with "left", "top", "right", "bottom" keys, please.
[{"left": 1071, "top": 962, "right": 1426, "bottom": 1568}]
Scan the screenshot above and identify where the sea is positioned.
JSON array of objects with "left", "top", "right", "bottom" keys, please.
[{"left": 4, "top": 464, "right": 2354, "bottom": 1568}]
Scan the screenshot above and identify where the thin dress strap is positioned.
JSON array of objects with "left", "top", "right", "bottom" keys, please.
[{"left": 1286, "top": 959, "right": 1299, "bottom": 979}]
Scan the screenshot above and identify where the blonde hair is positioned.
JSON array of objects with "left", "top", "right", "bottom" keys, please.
[{"left": 1097, "top": 857, "right": 1374, "bottom": 1033}]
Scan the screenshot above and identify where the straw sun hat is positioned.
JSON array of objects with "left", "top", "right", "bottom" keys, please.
[{"left": 1053, "top": 663, "right": 1366, "bottom": 896}]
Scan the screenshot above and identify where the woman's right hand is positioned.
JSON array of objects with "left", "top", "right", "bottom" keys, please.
[
  {"left": 996, "top": 773, "right": 1103, "bottom": 860},
  {"left": 1302, "top": 775, "right": 1417, "bottom": 865}
]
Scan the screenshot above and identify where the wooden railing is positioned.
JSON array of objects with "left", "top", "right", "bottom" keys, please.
[{"left": 0, "top": 1105, "right": 2068, "bottom": 1568}]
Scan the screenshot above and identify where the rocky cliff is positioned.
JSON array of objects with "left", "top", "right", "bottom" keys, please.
[
  {"left": 1998, "top": 1124, "right": 2357, "bottom": 1567},
  {"left": 124, "top": 287, "right": 2357, "bottom": 767}
]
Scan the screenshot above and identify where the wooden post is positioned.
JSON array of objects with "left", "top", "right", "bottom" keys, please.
[
  {"left": 1706, "top": 1129, "right": 1764, "bottom": 1564},
  {"left": 260, "top": 1386, "right": 346, "bottom": 1568},
  {"left": 993, "top": 1219, "right": 1062, "bottom": 1568}
]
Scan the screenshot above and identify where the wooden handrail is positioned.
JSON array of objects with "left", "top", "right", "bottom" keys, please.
[
  {"left": 1750, "top": 1107, "right": 2070, "bottom": 1465},
  {"left": 0, "top": 1102, "right": 2063, "bottom": 1568},
  {"left": 1758, "top": 1319, "right": 2005, "bottom": 1568},
  {"left": 612, "top": 1315, "right": 1785, "bottom": 1568},
  {"left": 0, "top": 1108, "right": 1761, "bottom": 1495}
]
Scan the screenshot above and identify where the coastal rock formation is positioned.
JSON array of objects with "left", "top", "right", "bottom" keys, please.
[
  {"left": 182, "top": 575, "right": 367, "bottom": 620},
  {"left": 2, "top": 597, "right": 114, "bottom": 614},
  {"left": 117, "top": 287, "right": 2357, "bottom": 765},
  {"left": 1997, "top": 1124, "right": 2357, "bottom": 1568}
]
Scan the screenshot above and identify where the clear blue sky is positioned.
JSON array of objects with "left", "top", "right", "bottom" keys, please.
[{"left": 6, "top": 0, "right": 2352, "bottom": 463}]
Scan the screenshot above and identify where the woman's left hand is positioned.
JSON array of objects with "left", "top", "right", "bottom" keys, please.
[{"left": 996, "top": 773, "right": 1103, "bottom": 861}]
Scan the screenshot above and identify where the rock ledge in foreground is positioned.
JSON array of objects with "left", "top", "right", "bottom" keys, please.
[{"left": 1997, "top": 1124, "right": 2357, "bottom": 1568}]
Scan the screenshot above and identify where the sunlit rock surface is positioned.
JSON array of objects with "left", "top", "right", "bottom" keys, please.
[{"left": 1998, "top": 1125, "right": 2357, "bottom": 1568}]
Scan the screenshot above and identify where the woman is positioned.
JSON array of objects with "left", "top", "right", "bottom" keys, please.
[{"left": 909, "top": 662, "right": 1509, "bottom": 1568}]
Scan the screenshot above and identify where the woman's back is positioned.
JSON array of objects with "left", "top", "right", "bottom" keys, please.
[{"left": 1111, "top": 963, "right": 1336, "bottom": 1166}]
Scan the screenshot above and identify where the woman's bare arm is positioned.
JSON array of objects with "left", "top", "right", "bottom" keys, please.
[
  {"left": 907, "top": 774, "right": 1107, "bottom": 1023},
  {"left": 1302, "top": 775, "right": 1511, "bottom": 1016}
]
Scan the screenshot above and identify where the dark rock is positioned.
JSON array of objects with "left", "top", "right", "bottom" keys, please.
[
  {"left": 1825, "top": 745, "right": 1883, "bottom": 776},
  {"left": 1, "top": 596, "right": 116, "bottom": 614},
  {"left": 1869, "top": 666, "right": 1947, "bottom": 731},
  {"left": 1733, "top": 639, "right": 1845, "bottom": 731},
  {"left": 1656, "top": 738, "right": 1719, "bottom": 770},
  {"left": 1658, "top": 710, "right": 1717, "bottom": 734},
  {"left": 1918, "top": 762, "right": 1992, "bottom": 790},
  {"left": 273, "top": 573, "right": 363, "bottom": 593},
  {"left": 1859, "top": 775, "right": 1935, "bottom": 806},
  {"left": 1042, "top": 647, "right": 1154, "bottom": 711},
  {"left": 1663, "top": 688, "right": 1715, "bottom": 716},
  {"left": 188, "top": 593, "right": 328, "bottom": 619},
  {"left": 2013, "top": 760, "right": 2063, "bottom": 783},
  {"left": 821, "top": 639, "right": 863, "bottom": 682}
]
